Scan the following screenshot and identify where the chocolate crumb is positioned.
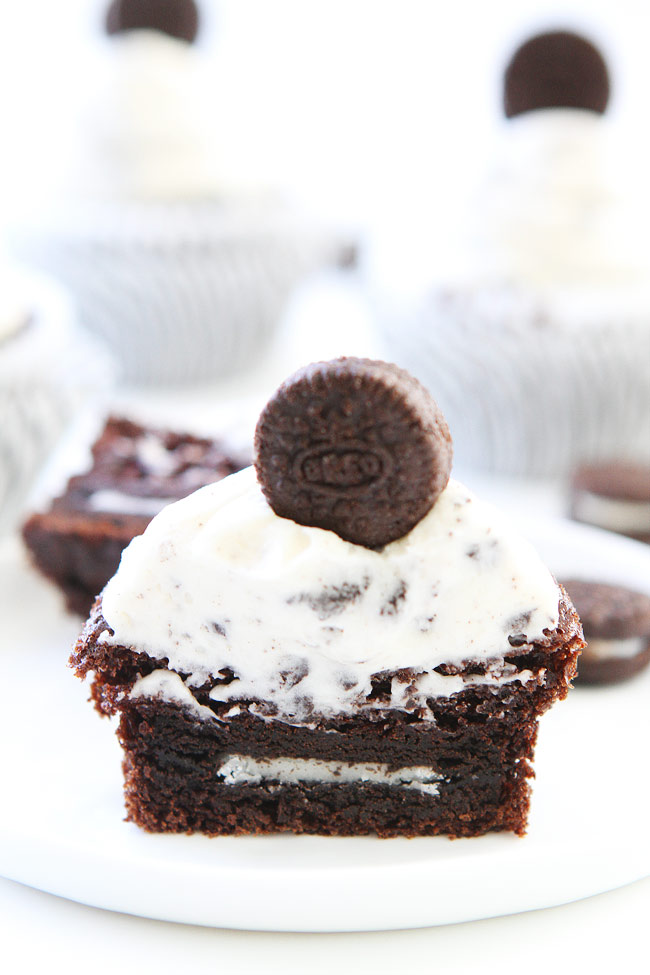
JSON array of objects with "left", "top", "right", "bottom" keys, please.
[
  {"left": 380, "top": 581, "right": 408, "bottom": 616},
  {"left": 288, "top": 580, "right": 369, "bottom": 619}
]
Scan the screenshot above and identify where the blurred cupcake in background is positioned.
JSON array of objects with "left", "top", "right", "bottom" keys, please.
[
  {"left": 368, "top": 30, "right": 650, "bottom": 477},
  {"left": 10, "top": 0, "right": 349, "bottom": 386},
  {"left": 0, "top": 262, "right": 114, "bottom": 534}
]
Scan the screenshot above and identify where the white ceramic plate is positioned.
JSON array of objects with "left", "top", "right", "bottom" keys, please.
[{"left": 1, "top": 518, "right": 649, "bottom": 932}]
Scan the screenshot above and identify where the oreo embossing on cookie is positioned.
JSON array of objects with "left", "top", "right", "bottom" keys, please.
[
  {"left": 504, "top": 31, "right": 610, "bottom": 118},
  {"left": 254, "top": 358, "right": 453, "bottom": 549},
  {"left": 106, "top": 0, "right": 199, "bottom": 43}
]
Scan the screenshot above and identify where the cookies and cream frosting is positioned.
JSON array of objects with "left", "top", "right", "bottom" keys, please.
[
  {"left": 57, "top": 29, "right": 273, "bottom": 203},
  {"left": 468, "top": 110, "right": 649, "bottom": 290},
  {"left": 100, "top": 466, "right": 561, "bottom": 722},
  {"left": 372, "top": 109, "right": 650, "bottom": 315},
  {"left": 66, "top": 31, "right": 220, "bottom": 200}
]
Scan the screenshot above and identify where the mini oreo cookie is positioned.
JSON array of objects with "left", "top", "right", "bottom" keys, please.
[
  {"left": 561, "top": 579, "right": 650, "bottom": 684},
  {"left": 106, "top": 0, "right": 199, "bottom": 43},
  {"left": 570, "top": 462, "right": 650, "bottom": 544},
  {"left": 504, "top": 31, "right": 610, "bottom": 118},
  {"left": 254, "top": 358, "right": 453, "bottom": 549}
]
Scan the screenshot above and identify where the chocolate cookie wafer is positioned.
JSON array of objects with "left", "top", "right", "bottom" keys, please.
[
  {"left": 254, "top": 357, "right": 453, "bottom": 549},
  {"left": 106, "top": 0, "right": 199, "bottom": 43},
  {"left": 504, "top": 30, "right": 610, "bottom": 118}
]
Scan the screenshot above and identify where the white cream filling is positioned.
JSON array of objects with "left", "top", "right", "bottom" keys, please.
[
  {"left": 129, "top": 664, "right": 538, "bottom": 729},
  {"left": 216, "top": 755, "right": 441, "bottom": 796},
  {"left": 573, "top": 491, "right": 650, "bottom": 534},
  {"left": 134, "top": 434, "right": 181, "bottom": 476},
  {"left": 584, "top": 636, "right": 647, "bottom": 661},
  {"left": 87, "top": 489, "right": 176, "bottom": 516},
  {"left": 130, "top": 671, "right": 216, "bottom": 721}
]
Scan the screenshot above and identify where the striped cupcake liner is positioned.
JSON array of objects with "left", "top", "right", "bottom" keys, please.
[
  {"left": 13, "top": 204, "right": 348, "bottom": 385},
  {"left": 0, "top": 275, "right": 115, "bottom": 535},
  {"left": 376, "top": 286, "right": 650, "bottom": 477}
]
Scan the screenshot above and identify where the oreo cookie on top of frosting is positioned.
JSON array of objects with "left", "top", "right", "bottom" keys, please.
[{"left": 254, "top": 358, "right": 453, "bottom": 549}]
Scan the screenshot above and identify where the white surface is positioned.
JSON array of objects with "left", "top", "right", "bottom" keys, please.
[
  {"left": 1, "top": 519, "right": 649, "bottom": 932},
  {"left": 0, "top": 872, "right": 647, "bottom": 975}
]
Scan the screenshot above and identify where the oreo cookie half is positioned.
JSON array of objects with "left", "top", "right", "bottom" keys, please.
[
  {"left": 254, "top": 358, "right": 453, "bottom": 549},
  {"left": 106, "top": 0, "right": 199, "bottom": 43},
  {"left": 504, "top": 30, "right": 610, "bottom": 118},
  {"left": 561, "top": 579, "right": 650, "bottom": 684},
  {"left": 570, "top": 461, "right": 650, "bottom": 544}
]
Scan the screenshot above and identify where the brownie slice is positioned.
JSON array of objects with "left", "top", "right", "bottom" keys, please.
[{"left": 22, "top": 417, "right": 247, "bottom": 615}]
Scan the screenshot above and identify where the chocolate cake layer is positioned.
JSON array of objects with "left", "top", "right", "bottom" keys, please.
[
  {"left": 23, "top": 417, "right": 246, "bottom": 615},
  {"left": 118, "top": 698, "right": 533, "bottom": 837}
]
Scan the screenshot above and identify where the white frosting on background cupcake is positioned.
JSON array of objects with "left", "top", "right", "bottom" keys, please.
[
  {"left": 77, "top": 31, "right": 218, "bottom": 200},
  {"left": 366, "top": 89, "right": 650, "bottom": 475},
  {"left": 459, "top": 109, "right": 650, "bottom": 294},
  {"left": 370, "top": 106, "right": 650, "bottom": 301},
  {"left": 59, "top": 29, "right": 251, "bottom": 203}
]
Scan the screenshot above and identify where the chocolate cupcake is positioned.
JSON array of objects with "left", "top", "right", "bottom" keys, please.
[
  {"left": 369, "top": 30, "right": 650, "bottom": 476},
  {"left": 10, "top": 0, "right": 349, "bottom": 385},
  {"left": 71, "top": 358, "right": 583, "bottom": 838}
]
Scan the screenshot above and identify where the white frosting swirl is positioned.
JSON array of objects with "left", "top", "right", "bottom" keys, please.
[
  {"left": 370, "top": 109, "right": 650, "bottom": 306},
  {"left": 61, "top": 31, "right": 241, "bottom": 201},
  {"left": 464, "top": 109, "right": 650, "bottom": 290},
  {"left": 101, "top": 467, "right": 560, "bottom": 720}
]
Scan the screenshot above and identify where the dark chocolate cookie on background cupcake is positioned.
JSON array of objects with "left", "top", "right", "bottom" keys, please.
[
  {"left": 9, "top": 0, "right": 350, "bottom": 386},
  {"left": 366, "top": 29, "right": 650, "bottom": 477}
]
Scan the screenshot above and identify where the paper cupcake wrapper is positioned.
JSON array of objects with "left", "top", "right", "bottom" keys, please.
[
  {"left": 0, "top": 274, "right": 114, "bottom": 535},
  {"left": 376, "top": 286, "right": 650, "bottom": 477},
  {"left": 13, "top": 204, "right": 349, "bottom": 385}
]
